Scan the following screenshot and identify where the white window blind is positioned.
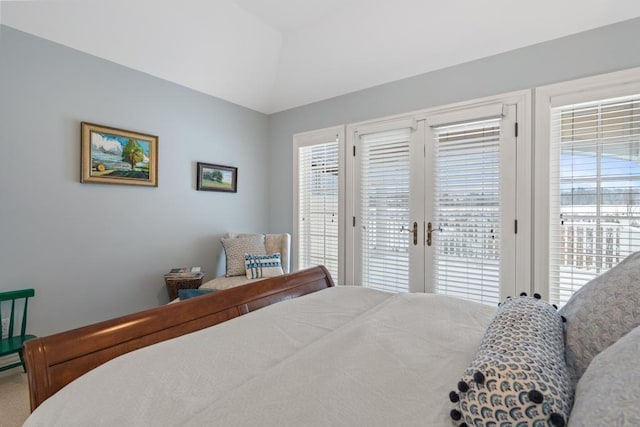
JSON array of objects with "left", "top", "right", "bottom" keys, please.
[
  {"left": 298, "top": 142, "right": 339, "bottom": 280},
  {"left": 549, "top": 94, "right": 640, "bottom": 305},
  {"left": 432, "top": 119, "right": 502, "bottom": 305},
  {"left": 360, "top": 128, "right": 411, "bottom": 292}
]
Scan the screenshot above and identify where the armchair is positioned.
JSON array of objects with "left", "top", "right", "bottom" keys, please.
[{"left": 199, "top": 233, "right": 291, "bottom": 291}]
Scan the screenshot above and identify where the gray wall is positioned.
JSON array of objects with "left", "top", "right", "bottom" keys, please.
[
  {"left": 0, "top": 25, "right": 269, "bottom": 335},
  {"left": 267, "top": 17, "right": 640, "bottom": 262},
  {"left": 3, "top": 17, "right": 640, "bottom": 336}
]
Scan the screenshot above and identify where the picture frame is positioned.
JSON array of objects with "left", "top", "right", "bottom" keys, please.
[
  {"left": 197, "top": 162, "right": 237, "bottom": 193},
  {"left": 81, "top": 122, "right": 158, "bottom": 187}
]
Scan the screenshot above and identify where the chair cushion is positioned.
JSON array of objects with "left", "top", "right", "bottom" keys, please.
[
  {"left": 559, "top": 251, "right": 640, "bottom": 386},
  {"left": 221, "top": 235, "right": 266, "bottom": 277},
  {"left": 200, "top": 275, "right": 256, "bottom": 291}
]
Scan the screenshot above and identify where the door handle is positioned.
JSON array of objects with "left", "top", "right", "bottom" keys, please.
[
  {"left": 426, "top": 222, "right": 442, "bottom": 246},
  {"left": 412, "top": 221, "right": 418, "bottom": 245},
  {"left": 401, "top": 222, "right": 419, "bottom": 245}
]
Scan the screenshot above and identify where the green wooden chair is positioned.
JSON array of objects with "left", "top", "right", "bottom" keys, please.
[{"left": 0, "top": 289, "right": 36, "bottom": 372}]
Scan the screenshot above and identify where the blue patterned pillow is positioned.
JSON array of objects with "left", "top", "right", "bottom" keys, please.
[
  {"left": 177, "top": 289, "right": 216, "bottom": 300},
  {"left": 244, "top": 253, "right": 284, "bottom": 279},
  {"left": 449, "top": 296, "right": 572, "bottom": 427}
]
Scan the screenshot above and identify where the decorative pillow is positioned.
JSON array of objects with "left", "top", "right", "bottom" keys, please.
[
  {"left": 245, "top": 253, "right": 284, "bottom": 279},
  {"left": 177, "top": 288, "right": 216, "bottom": 300},
  {"left": 559, "top": 251, "right": 640, "bottom": 387},
  {"left": 221, "top": 235, "right": 266, "bottom": 277},
  {"left": 449, "top": 295, "right": 572, "bottom": 427},
  {"left": 567, "top": 325, "right": 640, "bottom": 426}
]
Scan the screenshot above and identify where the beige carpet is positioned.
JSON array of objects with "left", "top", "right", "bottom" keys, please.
[{"left": 0, "top": 368, "right": 30, "bottom": 427}]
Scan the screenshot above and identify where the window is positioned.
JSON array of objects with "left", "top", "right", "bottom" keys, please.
[
  {"left": 343, "top": 96, "right": 527, "bottom": 302},
  {"left": 296, "top": 92, "right": 530, "bottom": 302},
  {"left": 535, "top": 68, "right": 640, "bottom": 305},
  {"left": 549, "top": 94, "right": 640, "bottom": 305},
  {"left": 293, "top": 127, "right": 343, "bottom": 283},
  {"left": 294, "top": 70, "right": 640, "bottom": 306}
]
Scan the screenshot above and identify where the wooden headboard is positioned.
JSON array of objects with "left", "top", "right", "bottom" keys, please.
[{"left": 24, "top": 266, "right": 334, "bottom": 412}]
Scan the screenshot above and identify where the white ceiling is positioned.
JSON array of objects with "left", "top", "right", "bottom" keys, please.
[{"left": 2, "top": 0, "right": 640, "bottom": 114}]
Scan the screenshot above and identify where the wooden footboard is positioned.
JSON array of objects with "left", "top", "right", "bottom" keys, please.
[{"left": 24, "top": 266, "right": 334, "bottom": 411}]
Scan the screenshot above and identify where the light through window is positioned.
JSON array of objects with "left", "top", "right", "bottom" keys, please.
[
  {"left": 297, "top": 142, "right": 339, "bottom": 280},
  {"left": 549, "top": 94, "right": 640, "bottom": 305}
]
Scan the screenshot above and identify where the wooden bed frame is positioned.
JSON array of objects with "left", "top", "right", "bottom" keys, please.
[{"left": 23, "top": 266, "right": 334, "bottom": 412}]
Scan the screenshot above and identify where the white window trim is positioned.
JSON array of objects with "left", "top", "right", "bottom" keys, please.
[
  {"left": 292, "top": 125, "right": 346, "bottom": 285},
  {"left": 533, "top": 67, "right": 640, "bottom": 300}
]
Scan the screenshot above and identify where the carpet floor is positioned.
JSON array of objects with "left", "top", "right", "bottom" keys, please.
[{"left": 0, "top": 368, "right": 30, "bottom": 427}]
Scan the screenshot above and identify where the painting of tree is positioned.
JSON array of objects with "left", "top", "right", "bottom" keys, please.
[
  {"left": 197, "top": 162, "right": 237, "bottom": 192},
  {"left": 81, "top": 122, "right": 158, "bottom": 187},
  {"left": 122, "top": 139, "right": 145, "bottom": 171}
]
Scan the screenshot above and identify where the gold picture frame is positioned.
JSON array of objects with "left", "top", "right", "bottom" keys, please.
[{"left": 81, "top": 122, "right": 158, "bottom": 187}]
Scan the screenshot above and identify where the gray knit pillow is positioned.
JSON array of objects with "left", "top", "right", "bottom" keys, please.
[
  {"left": 221, "top": 235, "right": 266, "bottom": 277},
  {"left": 559, "top": 251, "right": 640, "bottom": 387},
  {"left": 568, "top": 325, "right": 640, "bottom": 426}
]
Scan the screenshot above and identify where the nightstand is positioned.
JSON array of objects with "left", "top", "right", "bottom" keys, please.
[{"left": 164, "top": 276, "right": 204, "bottom": 301}]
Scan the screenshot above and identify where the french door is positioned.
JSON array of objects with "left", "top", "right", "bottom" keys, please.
[
  {"left": 347, "top": 103, "right": 519, "bottom": 304},
  {"left": 347, "top": 118, "right": 424, "bottom": 292},
  {"left": 424, "top": 104, "right": 517, "bottom": 304}
]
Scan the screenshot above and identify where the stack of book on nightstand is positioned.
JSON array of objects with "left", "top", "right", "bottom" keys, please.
[{"left": 164, "top": 266, "right": 205, "bottom": 280}]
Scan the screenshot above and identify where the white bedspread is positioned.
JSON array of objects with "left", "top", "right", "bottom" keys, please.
[{"left": 24, "top": 287, "right": 495, "bottom": 426}]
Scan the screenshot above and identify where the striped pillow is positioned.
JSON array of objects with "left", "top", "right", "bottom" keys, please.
[{"left": 245, "top": 253, "right": 284, "bottom": 279}]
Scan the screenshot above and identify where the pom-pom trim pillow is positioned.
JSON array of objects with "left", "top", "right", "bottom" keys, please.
[
  {"left": 449, "top": 295, "right": 572, "bottom": 427},
  {"left": 245, "top": 253, "right": 284, "bottom": 279}
]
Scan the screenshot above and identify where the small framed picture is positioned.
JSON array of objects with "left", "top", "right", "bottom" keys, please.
[
  {"left": 81, "top": 122, "right": 158, "bottom": 187},
  {"left": 197, "top": 162, "right": 237, "bottom": 193}
]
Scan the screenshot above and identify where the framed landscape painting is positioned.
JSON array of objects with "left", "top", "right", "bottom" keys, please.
[
  {"left": 81, "top": 122, "right": 158, "bottom": 187},
  {"left": 197, "top": 162, "right": 237, "bottom": 192}
]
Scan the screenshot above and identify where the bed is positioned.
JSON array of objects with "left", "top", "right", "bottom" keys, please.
[{"left": 22, "top": 255, "right": 640, "bottom": 426}]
